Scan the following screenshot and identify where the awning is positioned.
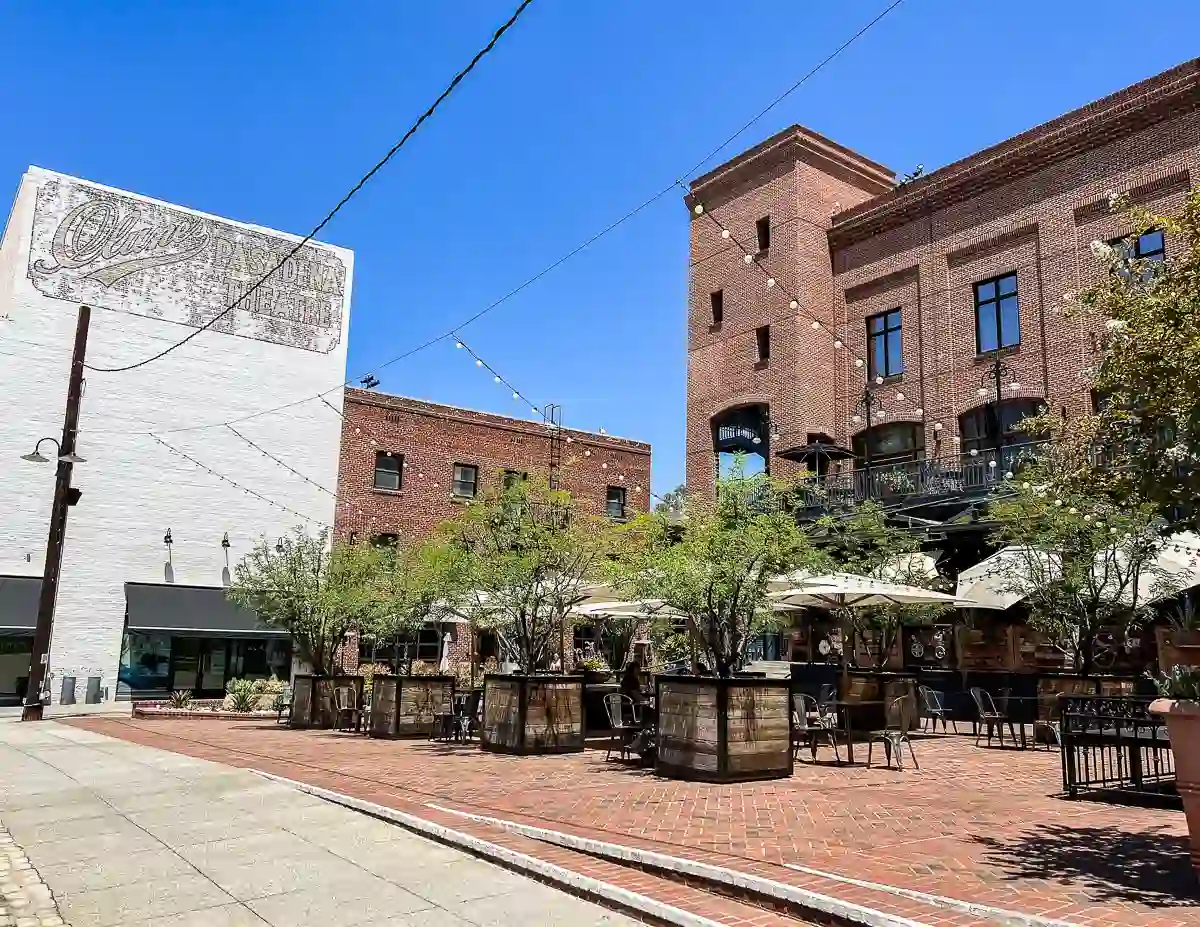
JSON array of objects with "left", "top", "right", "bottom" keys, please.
[
  {"left": 124, "top": 583, "right": 285, "bottom": 636},
  {"left": 0, "top": 575, "right": 40, "bottom": 635}
]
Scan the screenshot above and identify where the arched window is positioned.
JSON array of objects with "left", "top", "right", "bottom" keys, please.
[
  {"left": 711, "top": 405, "right": 769, "bottom": 479},
  {"left": 958, "top": 399, "right": 1043, "bottom": 455},
  {"left": 851, "top": 422, "right": 924, "bottom": 467}
]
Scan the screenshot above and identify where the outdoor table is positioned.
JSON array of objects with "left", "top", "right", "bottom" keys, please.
[{"left": 827, "top": 699, "right": 886, "bottom": 765}]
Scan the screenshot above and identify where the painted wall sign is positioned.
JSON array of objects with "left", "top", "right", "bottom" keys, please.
[{"left": 27, "top": 178, "right": 346, "bottom": 354}]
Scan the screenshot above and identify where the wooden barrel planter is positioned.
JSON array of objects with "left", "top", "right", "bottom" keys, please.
[
  {"left": 655, "top": 676, "right": 793, "bottom": 783},
  {"left": 368, "top": 675, "right": 455, "bottom": 737},
  {"left": 479, "top": 675, "right": 585, "bottom": 755},
  {"left": 289, "top": 674, "right": 363, "bottom": 729}
]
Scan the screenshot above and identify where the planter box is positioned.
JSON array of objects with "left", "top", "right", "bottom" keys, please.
[
  {"left": 655, "top": 676, "right": 792, "bottom": 783},
  {"left": 369, "top": 675, "right": 455, "bottom": 738},
  {"left": 1157, "top": 628, "right": 1200, "bottom": 672},
  {"left": 1150, "top": 699, "right": 1200, "bottom": 876},
  {"left": 479, "top": 675, "right": 584, "bottom": 755},
  {"left": 289, "top": 674, "right": 363, "bottom": 729}
]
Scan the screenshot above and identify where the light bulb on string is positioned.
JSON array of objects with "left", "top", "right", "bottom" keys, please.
[
  {"left": 834, "top": 340, "right": 842, "bottom": 348},
  {"left": 512, "top": 392, "right": 520, "bottom": 400},
  {"left": 875, "top": 376, "right": 884, "bottom": 385},
  {"left": 977, "top": 387, "right": 988, "bottom": 397},
  {"left": 494, "top": 375, "right": 501, "bottom": 383},
  {"left": 693, "top": 204, "right": 704, "bottom": 215},
  {"left": 721, "top": 229, "right": 730, "bottom": 239},
  {"left": 475, "top": 359, "right": 483, "bottom": 367},
  {"left": 789, "top": 300, "right": 798, "bottom": 310},
  {"left": 896, "top": 392, "right": 905, "bottom": 401},
  {"left": 933, "top": 422, "right": 943, "bottom": 431},
  {"left": 854, "top": 359, "right": 864, "bottom": 368},
  {"left": 455, "top": 342, "right": 463, "bottom": 349},
  {"left": 743, "top": 254, "right": 753, "bottom": 265},
  {"left": 915, "top": 408, "right": 924, "bottom": 416},
  {"left": 852, "top": 415, "right": 861, "bottom": 424},
  {"left": 812, "top": 321, "right": 821, "bottom": 330},
  {"left": 767, "top": 278, "right": 775, "bottom": 288}
]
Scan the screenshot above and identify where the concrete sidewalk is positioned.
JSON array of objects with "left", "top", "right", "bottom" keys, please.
[{"left": 0, "top": 721, "right": 640, "bottom": 926}]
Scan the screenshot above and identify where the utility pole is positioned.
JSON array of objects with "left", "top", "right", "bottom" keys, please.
[{"left": 23, "top": 305, "right": 90, "bottom": 721}]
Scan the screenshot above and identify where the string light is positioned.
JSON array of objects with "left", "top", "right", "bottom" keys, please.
[
  {"left": 226, "top": 425, "right": 337, "bottom": 497},
  {"left": 150, "top": 434, "right": 328, "bottom": 527},
  {"left": 767, "top": 278, "right": 776, "bottom": 288}
]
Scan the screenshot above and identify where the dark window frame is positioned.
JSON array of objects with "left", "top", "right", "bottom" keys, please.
[
  {"left": 973, "top": 272, "right": 1020, "bottom": 355},
  {"left": 958, "top": 398, "right": 1044, "bottom": 454},
  {"left": 373, "top": 451, "right": 403, "bottom": 491},
  {"left": 755, "top": 325, "right": 771, "bottom": 363},
  {"left": 451, "top": 463, "right": 479, "bottom": 499},
  {"left": 606, "top": 485, "right": 627, "bottom": 519},
  {"left": 709, "top": 289, "right": 724, "bottom": 326},
  {"left": 866, "top": 308, "right": 903, "bottom": 379},
  {"left": 755, "top": 216, "right": 771, "bottom": 252}
]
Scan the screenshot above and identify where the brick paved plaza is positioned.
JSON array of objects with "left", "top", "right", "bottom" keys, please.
[{"left": 70, "top": 718, "right": 1199, "bottom": 926}]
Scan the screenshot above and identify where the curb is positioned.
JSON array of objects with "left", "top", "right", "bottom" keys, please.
[
  {"left": 424, "top": 802, "right": 931, "bottom": 927},
  {"left": 428, "top": 803, "right": 1081, "bottom": 927},
  {"left": 251, "top": 770, "right": 727, "bottom": 927}
]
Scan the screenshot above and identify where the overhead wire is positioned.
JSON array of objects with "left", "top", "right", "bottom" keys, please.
[
  {"left": 84, "top": 0, "right": 536, "bottom": 374},
  {"left": 74, "top": 0, "right": 908, "bottom": 435}
]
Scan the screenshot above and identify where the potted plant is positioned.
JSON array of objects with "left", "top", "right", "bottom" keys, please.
[
  {"left": 430, "top": 475, "right": 614, "bottom": 755},
  {"left": 609, "top": 456, "right": 821, "bottom": 782},
  {"left": 1158, "top": 598, "right": 1200, "bottom": 672},
  {"left": 1150, "top": 665, "right": 1200, "bottom": 875},
  {"left": 228, "top": 529, "right": 391, "bottom": 728},
  {"left": 578, "top": 654, "right": 613, "bottom": 685}
]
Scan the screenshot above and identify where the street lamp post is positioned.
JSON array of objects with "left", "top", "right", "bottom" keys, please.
[
  {"left": 977, "top": 358, "right": 1018, "bottom": 474},
  {"left": 856, "top": 388, "right": 886, "bottom": 491},
  {"left": 20, "top": 305, "right": 90, "bottom": 721}
]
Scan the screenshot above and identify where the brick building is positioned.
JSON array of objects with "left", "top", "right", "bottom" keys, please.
[
  {"left": 686, "top": 57, "right": 1200, "bottom": 538},
  {"left": 333, "top": 388, "right": 653, "bottom": 673}
]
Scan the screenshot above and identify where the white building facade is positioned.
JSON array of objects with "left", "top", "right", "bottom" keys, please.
[{"left": 0, "top": 167, "right": 353, "bottom": 705}]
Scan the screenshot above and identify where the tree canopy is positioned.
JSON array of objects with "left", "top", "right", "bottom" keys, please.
[
  {"left": 607, "top": 457, "right": 823, "bottom": 677},
  {"left": 427, "top": 474, "right": 615, "bottom": 673}
]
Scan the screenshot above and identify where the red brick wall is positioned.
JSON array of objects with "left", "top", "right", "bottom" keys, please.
[
  {"left": 334, "top": 389, "right": 652, "bottom": 542},
  {"left": 686, "top": 60, "right": 1200, "bottom": 493}
]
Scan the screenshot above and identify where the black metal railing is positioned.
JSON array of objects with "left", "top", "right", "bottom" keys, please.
[
  {"left": 797, "top": 441, "right": 1046, "bottom": 508},
  {"left": 1060, "top": 695, "right": 1178, "bottom": 806}
]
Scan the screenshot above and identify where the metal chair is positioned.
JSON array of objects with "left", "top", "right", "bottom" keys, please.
[
  {"left": 792, "top": 693, "right": 840, "bottom": 763},
  {"left": 603, "top": 693, "right": 640, "bottom": 761},
  {"left": 455, "top": 690, "right": 483, "bottom": 742},
  {"left": 866, "top": 696, "right": 919, "bottom": 770},
  {"left": 1033, "top": 691, "right": 1064, "bottom": 750},
  {"left": 276, "top": 685, "right": 292, "bottom": 724},
  {"left": 333, "top": 685, "right": 362, "bottom": 732},
  {"left": 918, "top": 685, "right": 955, "bottom": 734},
  {"left": 970, "top": 687, "right": 1017, "bottom": 747}
]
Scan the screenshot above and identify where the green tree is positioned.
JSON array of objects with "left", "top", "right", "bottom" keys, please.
[
  {"left": 359, "top": 537, "right": 460, "bottom": 674},
  {"left": 987, "top": 468, "right": 1174, "bottom": 675},
  {"left": 608, "top": 458, "right": 823, "bottom": 677},
  {"left": 1059, "top": 187, "right": 1200, "bottom": 522},
  {"left": 815, "top": 501, "right": 952, "bottom": 670},
  {"left": 228, "top": 528, "right": 392, "bottom": 676},
  {"left": 429, "top": 475, "right": 615, "bottom": 674},
  {"left": 654, "top": 485, "right": 687, "bottom": 516}
]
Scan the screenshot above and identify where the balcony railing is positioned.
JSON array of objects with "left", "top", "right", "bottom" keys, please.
[{"left": 798, "top": 441, "right": 1047, "bottom": 509}]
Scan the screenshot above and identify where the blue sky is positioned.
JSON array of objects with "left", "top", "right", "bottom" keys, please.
[{"left": 2, "top": 1, "right": 1198, "bottom": 497}]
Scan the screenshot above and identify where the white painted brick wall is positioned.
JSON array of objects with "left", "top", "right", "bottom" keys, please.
[{"left": 0, "top": 167, "right": 352, "bottom": 704}]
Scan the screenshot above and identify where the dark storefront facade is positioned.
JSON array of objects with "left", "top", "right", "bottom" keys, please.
[
  {"left": 0, "top": 575, "right": 38, "bottom": 706},
  {"left": 118, "top": 583, "right": 290, "bottom": 699}
]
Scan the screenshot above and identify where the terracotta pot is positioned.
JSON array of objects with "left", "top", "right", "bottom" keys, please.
[{"left": 1150, "top": 698, "right": 1200, "bottom": 876}]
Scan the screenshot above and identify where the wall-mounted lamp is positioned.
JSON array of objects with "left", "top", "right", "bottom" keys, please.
[
  {"left": 275, "top": 537, "right": 285, "bottom": 554},
  {"left": 163, "top": 529, "right": 173, "bottom": 547},
  {"left": 221, "top": 532, "right": 231, "bottom": 550}
]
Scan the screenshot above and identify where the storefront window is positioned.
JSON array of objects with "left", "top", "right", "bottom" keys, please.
[{"left": 118, "top": 632, "right": 171, "bottom": 693}]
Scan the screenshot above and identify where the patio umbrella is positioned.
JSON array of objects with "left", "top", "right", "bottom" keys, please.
[
  {"left": 872, "top": 551, "right": 941, "bottom": 584},
  {"left": 956, "top": 546, "right": 1062, "bottom": 611},
  {"left": 1094, "top": 531, "right": 1200, "bottom": 606},
  {"left": 770, "top": 572, "right": 964, "bottom": 610}
]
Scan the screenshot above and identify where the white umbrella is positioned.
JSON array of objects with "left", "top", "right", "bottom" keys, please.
[
  {"left": 872, "top": 551, "right": 940, "bottom": 583},
  {"left": 956, "top": 546, "right": 1062, "bottom": 611},
  {"left": 770, "top": 572, "right": 964, "bottom": 609},
  {"left": 1095, "top": 531, "right": 1200, "bottom": 606}
]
